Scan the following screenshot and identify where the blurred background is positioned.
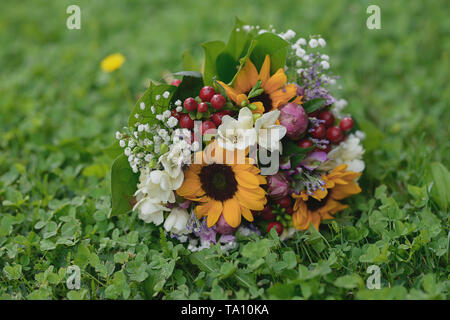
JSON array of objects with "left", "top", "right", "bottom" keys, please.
[
  {"left": 0, "top": 0, "right": 448, "bottom": 207},
  {"left": 0, "top": 0, "right": 449, "bottom": 300}
]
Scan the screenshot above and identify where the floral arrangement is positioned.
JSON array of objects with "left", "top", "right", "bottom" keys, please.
[{"left": 110, "top": 19, "right": 365, "bottom": 252}]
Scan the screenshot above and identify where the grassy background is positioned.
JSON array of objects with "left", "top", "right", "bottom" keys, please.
[{"left": 0, "top": 0, "right": 448, "bottom": 299}]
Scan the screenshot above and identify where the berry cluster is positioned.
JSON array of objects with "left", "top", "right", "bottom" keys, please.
[
  {"left": 254, "top": 195, "right": 295, "bottom": 236},
  {"left": 300, "top": 109, "right": 354, "bottom": 153},
  {"left": 170, "top": 85, "right": 233, "bottom": 134}
]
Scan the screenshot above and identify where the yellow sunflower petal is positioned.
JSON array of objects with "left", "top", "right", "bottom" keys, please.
[
  {"left": 292, "top": 201, "right": 311, "bottom": 230},
  {"left": 223, "top": 198, "right": 241, "bottom": 228},
  {"left": 238, "top": 185, "right": 266, "bottom": 198},
  {"left": 234, "top": 60, "right": 259, "bottom": 94},
  {"left": 331, "top": 182, "right": 362, "bottom": 200},
  {"left": 236, "top": 192, "right": 265, "bottom": 211},
  {"left": 311, "top": 187, "right": 328, "bottom": 200},
  {"left": 269, "top": 84, "right": 297, "bottom": 109},
  {"left": 311, "top": 213, "right": 321, "bottom": 230},
  {"left": 206, "top": 200, "right": 223, "bottom": 227},
  {"left": 196, "top": 201, "right": 212, "bottom": 218},
  {"left": 240, "top": 205, "right": 254, "bottom": 222},
  {"left": 235, "top": 170, "right": 260, "bottom": 188},
  {"left": 258, "top": 55, "right": 271, "bottom": 85},
  {"left": 263, "top": 69, "right": 287, "bottom": 94},
  {"left": 216, "top": 81, "right": 240, "bottom": 104},
  {"left": 237, "top": 186, "right": 266, "bottom": 200},
  {"left": 176, "top": 173, "right": 201, "bottom": 198}
]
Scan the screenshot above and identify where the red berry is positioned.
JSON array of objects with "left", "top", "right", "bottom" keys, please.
[
  {"left": 183, "top": 97, "right": 198, "bottom": 112},
  {"left": 285, "top": 207, "right": 294, "bottom": 215},
  {"left": 310, "top": 124, "right": 326, "bottom": 138},
  {"left": 171, "top": 110, "right": 181, "bottom": 120},
  {"left": 298, "top": 139, "right": 313, "bottom": 148},
  {"left": 261, "top": 206, "right": 275, "bottom": 221},
  {"left": 267, "top": 222, "right": 283, "bottom": 236},
  {"left": 171, "top": 79, "right": 181, "bottom": 87},
  {"left": 201, "top": 120, "right": 216, "bottom": 134},
  {"left": 276, "top": 196, "right": 292, "bottom": 208},
  {"left": 199, "top": 86, "right": 216, "bottom": 102},
  {"left": 210, "top": 94, "right": 226, "bottom": 110},
  {"left": 197, "top": 102, "right": 209, "bottom": 113},
  {"left": 326, "top": 126, "right": 344, "bottom": 143},
  {"left": 211, "top": 111, "right": 228, "bottom": 126},
  {"left": 179, "top": 114, "right": 194, "bottom": 129},
  {"left": 339, "top": 117, "right": 354, "bottom": 131},
  {"left": 318, "top": 110, "right": 335, "bottom": 127},
  {"left": 309, "top": 110, "right": 321, "bottom": 118}
]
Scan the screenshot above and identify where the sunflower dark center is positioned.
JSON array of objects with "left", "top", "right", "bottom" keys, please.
[
  {"left": 199, "top": 163, "right": 238, "bottom": 202},
  {"left": 248, "top": 91, "right": 273, "bottom": 113},
  {"left": 305, "top": 194, "right": 330, "bottom": 211}
]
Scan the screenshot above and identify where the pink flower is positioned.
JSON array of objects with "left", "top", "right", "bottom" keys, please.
[
  {"left": 215, "top": 214, "right": 236, "bottom": 235},
  {"left": 267, "top": 172, "right": 290, "bottom": 200},
  {"left": 279, "top": 103, "right": 308, "bottom": 140}
]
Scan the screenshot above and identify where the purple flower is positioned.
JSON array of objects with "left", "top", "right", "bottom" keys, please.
[
  {"left": 279, "top": 103, "right": 308, "bottom": 140},
  {"left": 300, "top": 151, "right": 327, "bottom": 170},
  {"left": 267, "top": 172, "right": 290, "bottom": 200},
  {"left": 215, "top": 214, "right": 236, "bottom": 235}
]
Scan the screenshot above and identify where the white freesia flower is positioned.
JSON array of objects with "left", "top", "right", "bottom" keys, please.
[
  {"left": 254, "top": 110, "right": 286, "bottom": 152},
  {"left": 217, "top": 107, "right": 257, "bottom": 151},
  {"left": 134, "top": 197, "right": 169, "bottom": 225},
  {"left": 133, "top": 168, "right": 184, "bottom": 225},
  {"left": 159, "top": 143, "right": 188, "bottom": 185},
  {"left": 164, "top": 207, "right": 190, "bottom": 235},
  {"left": 318, "top": 133, "right": 365, "bottom": 173}
]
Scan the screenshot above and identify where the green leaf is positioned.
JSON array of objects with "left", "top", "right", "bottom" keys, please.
[
  {"left": 202, "top": 40, "right": 226, "bottom": 86},
  {"left": 428, "top": 162, "right": 450, "bottom": 211},
  {"left": 103, "top": 141, "right": 123, "bottom": 160},
  {"left": 216, "top": 17, "right": 255, "bottom": 83},
  {"left": 110, "top": 155, "right": 139, "bottom": 216},
  {"left": 182, "top": 50, "right": 200, "bottom": 72},
  {"left": 172, "top": 71, "right": 204, "bottom": 101},
  {"left": 302, "top": 98, "right": 326, "bottom": 114},
  {"left": 128, "top": 82, "right": 177, "bottom": 127},
  {"left": 282, "top": 140, "right": 314, "bottom": 168},
  {"left": 334, "top": 274, "right": 364, "bottom": 289},
  {"left": 250, "top": 32, "right": 289, "bottom": 74}
]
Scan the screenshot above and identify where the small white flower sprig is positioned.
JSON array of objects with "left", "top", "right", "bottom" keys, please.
[{"left": 115, "top": 88, "right": 192, "bottom": 173}]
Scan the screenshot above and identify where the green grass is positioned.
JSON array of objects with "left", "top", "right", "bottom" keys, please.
[{"left": 0, "top": 0, "right": 448, "bottom": 300}]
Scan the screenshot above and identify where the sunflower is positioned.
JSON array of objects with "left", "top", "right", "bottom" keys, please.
[
  {"left": 176, "top": 142, "right": 267, "bottom": 228},
  {"left": 217, "top": 55, "right": 298, "bottom": 114},
  {"left": 292, "top": 164, "right": 362, "bottom": 230}
]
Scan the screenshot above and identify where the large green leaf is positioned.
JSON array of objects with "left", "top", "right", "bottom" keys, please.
[
  {"left": 172, "top": 71, "right": 204, "bottom": 101},
  {"left": 110, "top": 155, "right": 139, "bottom": 217},
  {"left": 202, "top": 40, "right": 226, "bottom": 86},
  {"left": 429, "top": 162, "right": 450, "bottom": 211},
  {"left": 128, "top": 82, "right": 177, "bottom": 127},
  {"left": 250, "top": 32, "right": 289, "bottom": 73},
  {"left": 182, "top": 50, "right": 200, "bottom": 72},
  {"left": 103, "top": 141, "right": 122, "bottom": 160},
  {"left": 216, "top": 17, "right": 255, "bottom": 83}
]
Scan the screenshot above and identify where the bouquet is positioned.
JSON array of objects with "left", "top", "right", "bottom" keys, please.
[{"left": 110, "top": 19, "right": 365, "bottom": 252}]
